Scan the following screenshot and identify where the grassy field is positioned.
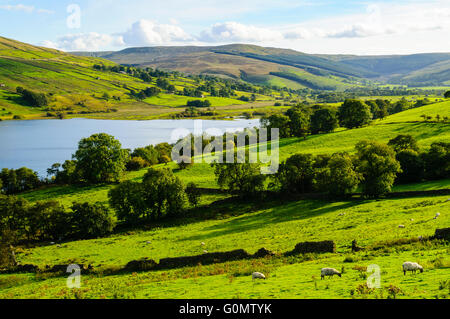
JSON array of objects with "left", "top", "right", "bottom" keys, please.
[{"left": 1, "top": 193, "right": 448, "bottom": 299}]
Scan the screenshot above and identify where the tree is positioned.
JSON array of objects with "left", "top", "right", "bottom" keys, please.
[
  {"left": 355, "top": 140, "right": 401, "bottom": 197},
  {"left": 27, "top": 200, "right": 70, "bottom": 241},
  {"left": 310, "top": 107, "right": 338, "bottom": 134},
  {"left": 316, "top": 153, "right": 361, "bottom": 196},
  {"left": 73, "top": 133, "right": 129, "bottom": 184},
  {"left": 141, "top": 168, "right": 186, "bottom": 219},
  {"left": 444, "top": 90, "right": 450, "bottom": 98},
  {"left": 422, "top": 142, "right": 450, "bottom": 180},
  {"left": 213, "top": 156, "right": 266, "bottom": 196},
  {"left": 108, "top": 181, "right": 146, "bottom": 224},
  {"left": 387, "top": 135, "right": 419, "bottom": 153},
  {"left": 338, "top": 99, "right": 372, "bottom": 129},
  {"left": 185, "top": 182, "right": 201, "bottom": 207},
  {"left": 71, "top": 202, "right": 116, "bottom": 239},
  {"left": 286, "top": 107, "right": 310, "bottom": 138},
  {"left": 177, "top": 155, "right": 193, "bottom": 170},
  {"left": 260, "top": 114, "right": 291, "bottom": 138},
  {"left": 274, "top": 154, "right": 316, "bottom": 194}
]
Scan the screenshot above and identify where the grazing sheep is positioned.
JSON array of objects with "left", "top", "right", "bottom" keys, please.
[
  {"left": 398, "top": 225, "right": 405, "bottom": 228},
  {"left": 338, "top": 213, "right": 345, "bottom": 216},
  {"left": 201, "top": 242, "right": 206, "bottom": 246},
  {"left": 146, "top": 241, "right": 151, "bottom": 244},
  {"left": 402, "top": 262, "right": 423, "bottom": 275},
  {"left": 321, "top": 268, "right": 341, "bottom": 279},
  {"left": 434, "top": 213, "right": 440, "bottom": 219},
  {"left": 203, "top": 250, "right": 208, "bottom": 254},
  {"left": 252, "top": 272, "right": 266, "bottom": 280}
]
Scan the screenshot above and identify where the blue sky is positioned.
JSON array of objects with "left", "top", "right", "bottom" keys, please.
[{"left": 1, "top": 0, "right": 449, "bottom": 54}]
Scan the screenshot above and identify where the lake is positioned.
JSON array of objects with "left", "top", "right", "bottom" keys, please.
[{"left": 0, "top": 118, "right": 260, "bottom": 177}]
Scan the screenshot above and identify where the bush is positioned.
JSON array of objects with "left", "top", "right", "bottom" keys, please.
[
  {"left": 20, "top": 89, "right": 48, "bottom": 107},
  {"left": 186, "top": 100, "right": 211, "bottom": 107}
]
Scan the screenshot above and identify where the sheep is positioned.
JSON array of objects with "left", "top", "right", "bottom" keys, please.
[
  {"left": 146, "top": 241, "right": 151, "bottom": 244},
  {"left": 203, "top": 250, "right": 208, "bottom": 254},
  {"left": 201, "top": 242, "right": 206, "bottom": 246},
  {"left": 402, "top": 262, "right": 423, "bottom": 275},
  {"left": 434, "top": 213, "right": 440, "bottom": 219},
  {"left": 252, "top": 272, "right": 266, "bottom": 280},
  {"left": 321, "top": 268, "right": 341, "bottom": 279},
  {"left": 398, "top": 225, "right": 405, "bottom": 228}
]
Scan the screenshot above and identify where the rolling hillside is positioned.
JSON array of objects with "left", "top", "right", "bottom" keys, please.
[
  {"left": 0, "top": 37, "right": 277, "bottom": 121},
  {"left": 74, "top": 44, "right": 450, "bottom": 89}
]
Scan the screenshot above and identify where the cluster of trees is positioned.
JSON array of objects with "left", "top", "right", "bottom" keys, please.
[
  {"left": 186, "top": 99, "right": 212, "bottom": 107},
  {"left": 132, "top": 86, "right": 161, "bottom": 100},
  {"left": 16, "top": 87, "right": 48, "bottom": 107},
  {"left": 127, "top": 143, "right": 172, "bottom": 171},
  {"left": 108, "top": 168, "right": 199, "bottom": 224},
  {"left": 261, "top": 103, "right": 340, "bottom": 139},
  {"left": 212, "top": 136, "right": 449, "bottom": 198},
  {"left": 175, "top": 107, "right": 218, "bottom": 118},
  {"left": 0, "top": 167, "right": 41, "bottom": 194},
  {"left": 0, "top": 196, "right": 115, "bottom": 245},
  {"left": 387, "top": 136, "right": 449, "bottom": 183},
  {"left": 261, "top": 97, "right": 435, "bottom": 140}
]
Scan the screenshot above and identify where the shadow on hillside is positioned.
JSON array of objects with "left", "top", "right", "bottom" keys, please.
[{"left": 180, "top": 199, "right": 365, "bottom": 242}]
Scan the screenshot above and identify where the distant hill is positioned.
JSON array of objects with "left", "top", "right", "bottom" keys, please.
[{"left": 73, "top": 44, "right": 450, "bottom": 88}]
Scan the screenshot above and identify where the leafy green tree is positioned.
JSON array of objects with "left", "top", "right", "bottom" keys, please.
[
  {"left": 274, "top": 154, "right": 316, "bottom": 194},
  {"left": 260, "top": 114, "right": 291, "bottom": 138},
  {"left": 310, "top": 107, "right": 338, "bottom": 134},
  {"left": 71, "top": 202, "right": 116, "bottom": 239},
  {"left": 355, "top": 140, "right": 401, "bottom": 197},
  {"left": 108, "top": 181, "right": 146, "bottom": 224},
  {"left": 141, "top": 168, "right": 186, "bottom": 220},
  {"left": 422, "top": 142, "right": 450, "bottom": 180},
  {"left": 338, "top": 99, "right": 372, "bottom": 129},
  {"left": 316, "top": 153, "right": 361, "bottom": 196},
  {"left": 185, "top": 182, "right": 201, "bottom": 207},
  {"left": 213, "top": 156, "right": 266, "bottom": 196},
  {"left": 73, "top": 133, "right": 129, "bottom": 184},
  {"left": 388, "top": 135, "right": 419, "bottom": 152},
  {"left": 286, "top": 107, "right": 310, "bottom": 138},
  {"left": 444, "top": 91, "right": 450, "bottom": 98}
]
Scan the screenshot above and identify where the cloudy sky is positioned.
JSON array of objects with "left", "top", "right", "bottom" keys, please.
[{"left": 1, "top": 0, "right": 450, "bottom": 55}]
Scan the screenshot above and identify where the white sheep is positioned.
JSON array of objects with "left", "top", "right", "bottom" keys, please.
[
  {"left": 321, "top": 268, "right": 341, "bottom": 279},
  {"left": 201, "top": 242, "right": 206, "bottom": 246},
  {"left": 402, "top": 262, "right": 423, "bottom": 275},
  {"left": 252, "top": 272, "right": 266, "bottom": 280},
  {"left": 203, "top": 250, "right": 208, "bottom": 254},
  {"left": 434, "top": 213, "right": 440, "bottom": 219}
]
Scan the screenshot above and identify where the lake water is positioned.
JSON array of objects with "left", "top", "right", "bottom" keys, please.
[{"left": 0, "top": 118, "right": 260, "bottom": 177}]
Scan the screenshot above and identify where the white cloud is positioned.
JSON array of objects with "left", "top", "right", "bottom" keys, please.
[
  {"left": 0, "top": 4, "right": 53, "bottom": 14},
  {"left": 121, "top": 20, "right": 193, "bottom": 46},
  {"left": 199, "top": 22, "right": 282, "bottom": 43},
  {"left": 42, "top": 33, "right": 124, "bottom": 51}
]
